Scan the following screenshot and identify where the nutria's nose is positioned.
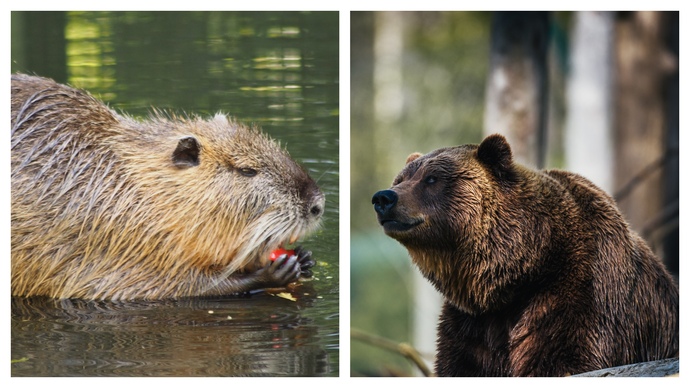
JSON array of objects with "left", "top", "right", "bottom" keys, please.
[{"left": 372, "top": 190, "right": 397, "bottom": 216}]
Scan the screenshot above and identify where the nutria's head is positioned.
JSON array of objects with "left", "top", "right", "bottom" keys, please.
[{"left": 114, "top": 113, "right": 325, "bottom": 276}]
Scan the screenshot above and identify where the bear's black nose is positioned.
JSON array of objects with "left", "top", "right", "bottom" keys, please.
[{"left": 372, "top": 190, "right": 398, "bottom": 216}]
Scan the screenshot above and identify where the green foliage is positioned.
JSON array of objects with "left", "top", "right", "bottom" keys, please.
[{"left": 350, "top": 232, "right": 416, "bottom": 376}]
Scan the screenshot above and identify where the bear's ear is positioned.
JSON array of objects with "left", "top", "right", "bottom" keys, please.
[
  {"left": 406, "top": 152, "right": 423, "bottom": 164},
  {"left": 172, "top": 136, "right": 201, "bottom": 168},
  {"left": 477, "top": 134, "right": 514, "bottom": 180}
]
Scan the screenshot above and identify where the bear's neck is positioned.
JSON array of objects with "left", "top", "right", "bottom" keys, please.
[
  {"left": 407, "top": 220, "right": 571, "bottom": 316},
  {"left": 408, "top": 248, "right": 503, "bottom": 314}
]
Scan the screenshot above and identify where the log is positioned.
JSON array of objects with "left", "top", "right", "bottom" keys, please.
[{"left": 572, "top": 358, "right": 679, "bottom": 377}]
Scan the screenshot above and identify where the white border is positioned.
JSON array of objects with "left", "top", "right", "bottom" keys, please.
[{"left": 4, "top": 1, "right": 688, "bottom": 385}]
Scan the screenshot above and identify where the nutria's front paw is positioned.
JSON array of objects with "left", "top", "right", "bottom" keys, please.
[
  {"left": 293, "top": 246, "right": 315, "bottom": 278},
  {"left": 256, "top": 253, "right": 301, "bottom": 288}
]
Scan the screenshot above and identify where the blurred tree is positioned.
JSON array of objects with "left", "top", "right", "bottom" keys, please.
[
  {"left": 661, "top": 12, "right": 679, "bottom": 277},
  {"left": 614, "top": 11, "right": 678, "bottom": 275},
  {"left": 565, "top": 12, "right": 615, "bottom": 193},
  {"left": 483, "top": 11, "right": 550, "bottom": 168}
]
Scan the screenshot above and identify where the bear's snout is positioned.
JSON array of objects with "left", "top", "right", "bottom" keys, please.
[{"left": 372, "top": 190, "right": 398, "bottom": 216}]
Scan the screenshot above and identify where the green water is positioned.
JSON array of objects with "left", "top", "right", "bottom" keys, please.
[{"left": 11, "top": 11, "right": 339, "bottom": 377}]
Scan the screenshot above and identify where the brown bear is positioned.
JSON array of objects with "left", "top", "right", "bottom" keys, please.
[{"left": 372, "top": 134, "right": 678, "bottom": 377}]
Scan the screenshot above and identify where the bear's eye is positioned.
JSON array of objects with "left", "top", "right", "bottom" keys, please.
[
  {"left": 238, "top": 167, "right": 258, "bottom": 177},
  {"left": 425, "top": 175, "right": 437, "bottom": 184}
]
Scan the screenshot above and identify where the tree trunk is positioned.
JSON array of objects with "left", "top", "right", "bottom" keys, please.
[
  {"left": 613, "top": 11, "right": 674, "bottom": 252},
  {"left": 483, "top": 11, "right": 549, "bottom": 168},
  {"left": 564, "top": 11, "right": 615, "bottom": 194}
]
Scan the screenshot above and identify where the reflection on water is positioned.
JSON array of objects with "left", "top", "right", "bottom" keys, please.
[
  {"left": 11, "top": 11, "right": 339, "bottom": 377},
  {"left": 12, "top": 291, "right": 333, "bottom": 377}
]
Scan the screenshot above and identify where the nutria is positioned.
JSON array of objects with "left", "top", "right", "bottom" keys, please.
[
  {"left": 372, "top": 134, "right": 678, "bottom": 376},
  {"left": 11, "top": 73, "right": 325, "bottom": 301}
]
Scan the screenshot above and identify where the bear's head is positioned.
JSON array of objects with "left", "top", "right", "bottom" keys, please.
[{"left": 372, "top": 134, "right": 551, "bottom": 313}]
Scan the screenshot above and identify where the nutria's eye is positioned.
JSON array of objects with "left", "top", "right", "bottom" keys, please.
[
  {"left": 425, "top": 175, "right": 437, "bottom": 184},
  {"left": 238, "top": 167, "right": 257, "bottom": 177}
]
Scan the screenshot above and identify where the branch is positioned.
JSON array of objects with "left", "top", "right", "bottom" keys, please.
[
  {"left": 614, "top": 149, "right": 677, "bottom": 202},
  {"left": 351, "top": 327, "right": 435, "bottom": 377}
]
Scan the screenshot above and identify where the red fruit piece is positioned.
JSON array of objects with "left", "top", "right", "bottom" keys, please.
[{"left": 270, "top": 248, "right": 295, "bottom": 261}]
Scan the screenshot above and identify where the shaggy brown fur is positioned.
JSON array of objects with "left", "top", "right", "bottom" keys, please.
[
  {"left": 12, "top": 74, "right": 325, "bottom": 301},
  {"left": 372, "top": 134, "right": 678, "bottom": 376}
]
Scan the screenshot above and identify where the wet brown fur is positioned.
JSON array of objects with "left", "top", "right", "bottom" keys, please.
[
  {"left": 374, "top": 134, "right": 678, "bottom": 376},
  {"left": 12, "top": 74, "right": 324, "bottom": 301}
]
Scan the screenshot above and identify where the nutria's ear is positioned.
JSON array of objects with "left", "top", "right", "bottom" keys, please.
[
  {"left": 477, "top": 134, "right": 514, "bottom": 181},
  {"left": 172, "top": 136, "right": 200, "bottom": 168},
  {"left": 406, "top": 152, "right": 423, "bottom": 164}
]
